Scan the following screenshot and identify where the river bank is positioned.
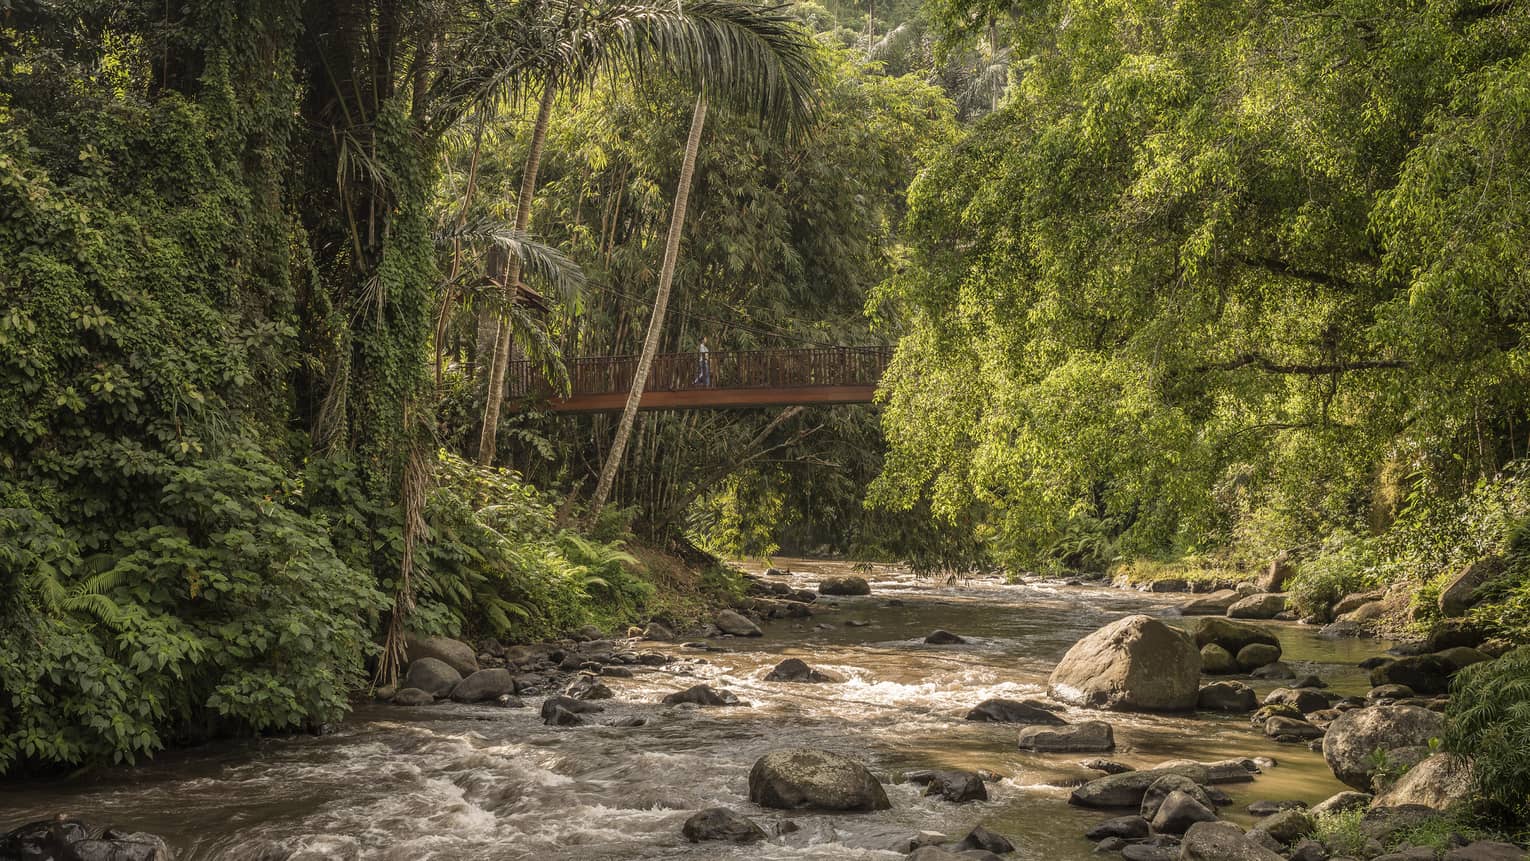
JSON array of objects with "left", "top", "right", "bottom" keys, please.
[{"left": 0, "top": 560, "right": 1442, "bottom": 860}]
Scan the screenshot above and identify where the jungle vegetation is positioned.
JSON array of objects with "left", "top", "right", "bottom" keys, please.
[{"left": 5, "top": 0, "right": 1530, "bottom": 815}]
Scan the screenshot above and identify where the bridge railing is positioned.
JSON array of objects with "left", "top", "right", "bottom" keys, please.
[{"left": 508, "top": 345, "right": 894, "bottom": 398}]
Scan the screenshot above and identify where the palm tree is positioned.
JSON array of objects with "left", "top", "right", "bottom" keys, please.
[
  {"left": 471, "top": 0, "right": 824, "bottom": 467},
  {"left": 587, "top": 5, "right": 819, "bottom": 518}
]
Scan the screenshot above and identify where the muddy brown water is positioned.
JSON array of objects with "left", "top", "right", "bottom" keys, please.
[{"left": 0, "top": 560, "right": 1393, "bottom": 860}]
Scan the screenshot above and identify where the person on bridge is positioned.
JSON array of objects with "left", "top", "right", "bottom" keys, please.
[{"left": 692, "top": 337, "right": 712, "bottom": 387}]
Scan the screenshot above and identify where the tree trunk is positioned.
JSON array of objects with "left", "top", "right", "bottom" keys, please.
[
  {"left": 477, "top": 80, "right": 557, "bottom": 466},
  {"left": 589, "top": 94, "right": 708, "bottom": 518}
]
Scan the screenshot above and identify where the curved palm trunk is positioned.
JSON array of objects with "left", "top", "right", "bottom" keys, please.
[
  {"left": 589, "top": 95, "right": 708, "bottom": 518},
  {"left": 477, "top": 81, "right": 558, "bottom": 466}
]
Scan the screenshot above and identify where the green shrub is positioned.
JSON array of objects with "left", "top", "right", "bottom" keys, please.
[
  {"left": 1446, "top": 646, "right": 1530, "bottom": 826},
  {"left": 417, "top": 453, "right": 653, "bottom": 642},
  {"left": 0, "top": 451, "right": 385, "bottom": 772},
  {"left": 1287, "top": 530, "right": 1384, "bottom": 620},
  {"left": 1312, "top": 808, "right": 1368, "bottom": 857}
]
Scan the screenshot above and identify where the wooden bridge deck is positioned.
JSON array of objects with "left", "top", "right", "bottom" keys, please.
[{"left": 509, "top": 346, "right": 892, "bottom": 412}]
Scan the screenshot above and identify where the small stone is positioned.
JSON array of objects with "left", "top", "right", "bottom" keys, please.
[
  {"left": 662, "top": 684, "right": 745, "bottom": 706},
  {"left": 924, "top": 629, "right": 966, "bottom": 645},
  {"left": 566, "top": 675, "right": 613, "bottom": 700},
  {"left": 955, "top": 825, "right": 1014, "bottom": 854},
  {"left": 681, "top": 807, "right": 766, "bottom": 843},
  {"left": 1079, "top": 759, "right": 1135, "bottom": 775}
]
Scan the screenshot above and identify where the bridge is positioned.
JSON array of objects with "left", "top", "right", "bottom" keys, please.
[{"left": 509, "top": 346, "right": 893, "bottom": 412}]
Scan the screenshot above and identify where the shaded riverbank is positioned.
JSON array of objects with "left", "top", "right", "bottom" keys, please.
[{"left": 1, "top": 561, "right": 1395, "bottom": 860}]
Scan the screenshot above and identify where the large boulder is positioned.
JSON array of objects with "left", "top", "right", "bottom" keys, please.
[
  {"left": 406, "top": 635, "right": 478, "bottom": 677},
  {"left": 1140, "top": 774, "right": 1216, "bottom": 820},
  {"left": 403, "top": 657, "right": 461, "bottom": 698},
  {"left": 1192, "top": 618, "right": 1280, "bottom": 654},
  {"left": 747, "top": 748, "right": 890, "bottom": 811},
  {"left": 1070, "top": 764, "right": 1211, "bottom": 809},
  {"left": 1198, "top": 681, "right": 1257, "bottom": 713},
  {"left": 965, "top": 698, "right": 1066, "bottom": 724},
  {"left": 1152, "top": 790, "right": 1218, "bottom": 835},
  {"left": 1179, "top": 821, "right": 1285, "bottom": 861},
  {"left": 1323, "top": 705, "right": 1445, "bottom": 790},
  {"left": 1181, "top": 591, "right": 1242, "bottom": 616},
  {"left": 1228, "top": 593, "right": 1288, "bottom": 620},
  {"left": 450, "top": 668, "right": 516, "bottom": 703},
  {"left": 715, "top": 610, "right": 763, "bottom": 637},
  {"left": 1048, "top": 615, "right": 1202, "bottom": 712},
  {"left": 818, "top": 576, "right": 871, "bottom": 596},
  {"left": 1373, "top": 753, "right": 1473, "bottom": 811},
  {"left": 1369, "top": 655, "right": 1454, "bottom": 695},
  {"left": 681, "top": 808, "right": 766, "bottom": 843},
  {"left": 1439, "top": 557, "right": 1504, "bottom": 618},
  {"left": 1258, "top": 552, "right": 1295, "bottom": 593},
  {"left": 1017, "top": 721, "right": 1115, "bottom": 752}
]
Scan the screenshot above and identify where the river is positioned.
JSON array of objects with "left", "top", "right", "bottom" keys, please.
[{"left": 0, "top": 560, "right": 1393, "bottom": 860}]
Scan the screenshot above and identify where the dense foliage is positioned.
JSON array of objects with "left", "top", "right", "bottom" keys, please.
[
  {"left": 872, "top": 0, "right": 1530, "bottom": 580},
  {"left": 0, "top": 0, "right": 822, "bottom": 772}
]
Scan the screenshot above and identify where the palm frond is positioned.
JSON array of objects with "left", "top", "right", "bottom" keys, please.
[
  {"left": 426, "top": 0, "right": 822, "bottom": 140},
  {"left": 435, "top": 219, "right": 586, "bottom": 302}
]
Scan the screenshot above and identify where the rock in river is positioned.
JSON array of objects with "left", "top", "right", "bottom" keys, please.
[
  {"left": 764, "top": 657, "right": 842, "bottom": 683},
  {"left": 1048, "top": 615, "right": 1201, "bottom": 712},
  {"left": 714, "top": 609, "right": 762, "bottom": 637},
  {"left": 1017, "top": 721, "right": 1115, "bottom": 752},
  {"left": 662, "top": 684, "right": 746, "bottom": 706},
  {"left": 1323, "top": 704, "right": 1445, "bottom": 790},
  {"left": 1179, "top": 821, "right": 1285, "bottom": 861},
  {"left": 403, "top": 657, "right": 461, "bottom": 698},
  {"left": 1179, "top": 590, "right": 1242, "bottom": 616},
  {"left": 406, "top": 635, "right": 479, "bottom": 676},
  {"left": 1191, "top": 617, "right": 1280, "bottom": 655},
  {"left": 923, "top": 629, "right": 966, "bottom": 645},
  {"left": 1201, "top": 643, "right": 1237, "bottom": 674},
  {"left": 1070, "top": 764, "right": 1211, "bottom": 809},
  {"left": 1198, "top": 681, "right": 1257, "bottom": 713},
  {"left": 1236, "top": 643, "right": 1283, "bottom": 671},
  {"left": 450, "top": 668, "right": 516, "bottom": 703},
  {"left": 681, "top": 807, "right": 767, "bottom": 843},
  {"left": 921, "top": 770, "right": 988, "bottom": 803},
  {"left": 818, "top": 575, "right": 871, "bottom": 596},
  {"left": 965, "top": 697, "right": 1066, "bottom": 724},
  {"left": 748, "top": 748, "right": 891, "bottom": 811},
  {"left": 1152, "top": 789, "right": 1218, "bottom": 834},
  {"left": 1228, "top": 593, "right": 1287, "bottom": 620},
  {"left": 2, "top": 819, "right": 173, "bottom": 861}
]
